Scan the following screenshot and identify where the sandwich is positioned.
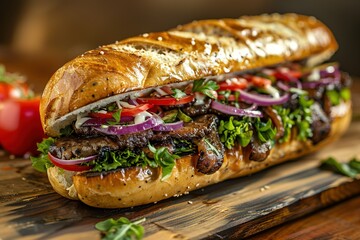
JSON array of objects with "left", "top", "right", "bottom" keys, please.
[{"left": 31, "top": 13, "right": 352, "bottom": 208}]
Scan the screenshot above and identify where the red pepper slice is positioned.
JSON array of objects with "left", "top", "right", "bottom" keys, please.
[{"left": 89, "top": 103, "right": 154, "bottom": 118}]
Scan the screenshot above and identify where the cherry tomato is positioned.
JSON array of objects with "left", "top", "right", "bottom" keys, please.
[
  {"left": 0, "top": 81, "right": 29, "bottom": 101},
  {"left": 0, "top": 97, "right": 45, "bottom": 156},
  {"left": 137, "top": 95, "right": 194, "bottom": 106},
  {"left": 218, "top": 77, "right": 248, "bottom": 91},
  {"left": 48, "top": 153, "right": 93, "bottom": 171},
  {"left": 89, "top": 103, "right": 154, "bottom": 118}
]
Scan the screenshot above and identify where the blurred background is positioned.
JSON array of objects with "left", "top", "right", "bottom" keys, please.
[{"left": 0, "top": 0, "right": 359, "bottom": 93}]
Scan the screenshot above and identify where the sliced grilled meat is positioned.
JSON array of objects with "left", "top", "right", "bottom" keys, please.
[
  {"left": 181, "top": 98, "right": 211, "bottom": 117},
  {"left": 115, "top": 129, "right": 154, "bottom": 149},
  {"left": 49, "top": 136, "right": 119, "bottom": 159},
  {"left": 311, "top": 102, "right": 331, "bottom": 144},
  {"left": 264, "top": 106, "right": 284, "bottom": 140},
  {"left": 243, "top": 135, "right": 272, "bottom": 162},
  {"left": 196, "top": 130, "right": 225, "bottom": 174},
  {"left": 152, "top": 114, "right": 219, "bottom": 142}
]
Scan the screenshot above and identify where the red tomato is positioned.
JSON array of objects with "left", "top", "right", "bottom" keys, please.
[
  {"left": 48, "top": 153, "right": 93, "bottom": 171},
  {"left": 243, "top": 75, "right": 271, "bottom": 88},
  {"left": 0, "top": 81, "right": 29, "bottom": 101},
  {"left": 137, "top": 95, "right": 194, "bottom": 106},
  {"left": 0, "top": 97, "right": 45, "bottom": 156},
  {"left": 89, "top": 103, "right": 154, "bottom": 118},
  {"left": 273, "top": 69, "right": 302, "bottom": 81},
  {"left": 218, "top": 77, "right": 248, "bottom": 91}
]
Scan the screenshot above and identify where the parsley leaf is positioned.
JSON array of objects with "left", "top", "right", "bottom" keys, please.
[
  {"left": 192, "top": 79, "right": 219, "bottom": 99},
  {"left": 253, "top": 118, "right": 277, "bottom": 143},
  {"left": 218, "top": 116, "right": 253, "bottom": 149},
  {"left": 95, "top": 217, "right": 145, "bottom": 240},
  {"left": 172, "top": 89, "right": 187, "bottom": 100},
  {"left": 107, "top": 109, "right": 122, "bottom": 125},
  {"left": 177, "top": 109, "right": 192, "bottom": 123},
  {"left": 321, "top": 157, "right": 360, "bottom": 178},
  {"left": 290, "top": 94, "right": 313, "bottom": 141},
  {"left": 30, "top": 138, "right": 55, "bottom": 172},
  {"left": 149, "top": 143, "right": 179, "bottom": 181}
]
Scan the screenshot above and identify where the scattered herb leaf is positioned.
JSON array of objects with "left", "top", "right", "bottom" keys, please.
[
  {"left": 95, "top": 217, "right": 145, "bottom": 240},
  {"left": 320, "top": 157, "right": 360, "bottom": 178}
]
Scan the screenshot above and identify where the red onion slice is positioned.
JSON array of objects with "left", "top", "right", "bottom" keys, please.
[
  {"left": 211, "top": 101, "right": 263, "bottom": 118},
  {"left": 302, "top": 76, "right": 341, "bottom": 89},
  {"left": 152, "top": 121, "right": 184, "bottom": 131},
  {"left": 94, "top": 115, "right": 161, "bottom": 135},
  {"left": 48, "top": 152, "right": 97, "bottom": 165},
  {"left": 238, "top": 90, "right": 290, "bottom": 106},
  {"left": 82, "top": 116, "right": 134, "bottom": 127}
]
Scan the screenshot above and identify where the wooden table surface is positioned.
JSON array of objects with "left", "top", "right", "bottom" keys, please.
[{"left": 0, "top": 51, "right": 359, "bottom": 239}]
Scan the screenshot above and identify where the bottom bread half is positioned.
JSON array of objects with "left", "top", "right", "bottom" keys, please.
[{"left": 47, "top": 102, "right": 352, "bottom": 208}]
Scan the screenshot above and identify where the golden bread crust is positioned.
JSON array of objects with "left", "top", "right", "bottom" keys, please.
[{"left": 40, "top": 13, "right": 337, "bottom": 136}]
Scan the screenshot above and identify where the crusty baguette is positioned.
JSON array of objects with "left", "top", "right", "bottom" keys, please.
[
  {"left": 47, "top": 102, "right": 351, "bottom": 208},
  {"left": 40, "top": 13, "right": 338, "bottom": 136}
]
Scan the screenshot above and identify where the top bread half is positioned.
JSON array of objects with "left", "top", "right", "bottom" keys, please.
[{"left": 40, "top": 13, "right": 338, "bottom": 136}]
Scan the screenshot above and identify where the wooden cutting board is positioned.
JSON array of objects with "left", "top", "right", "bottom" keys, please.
[{"left": 0, "top": 120, "right": 359, "bottom": 240}]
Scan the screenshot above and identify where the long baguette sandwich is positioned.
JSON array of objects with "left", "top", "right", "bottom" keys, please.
[{"left": 31, "top": 13, "right": 352, "bottom": 208}]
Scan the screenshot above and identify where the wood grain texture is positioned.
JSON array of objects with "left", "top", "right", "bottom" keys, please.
[{"left": 0, "top": 119, "right": 359, "bottom": 240}]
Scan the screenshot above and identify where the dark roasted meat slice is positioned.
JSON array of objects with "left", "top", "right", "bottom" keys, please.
[
  {"left": 311, "top": 102, "right": 331, "bottom": 144},
  {"left": 152, "top": 114, "right": 219, "bottom": 142},
  {"left": 49, "top": 136, "right": 119, "bottom": 159},
  {"left": 195, "top": 130, "right": 225, "bottom": 174},
  {"left": 181, "top": 98, "right": 211, "bottom": 117},
  {"left": 243, "top": 135, "right": 272, "bottom": 162},
  {"left": 264, "top": 106, "right": 284, "bottom": 140},
  {"left": 115, "top": 129, "right": 154, "bottom": 149}
]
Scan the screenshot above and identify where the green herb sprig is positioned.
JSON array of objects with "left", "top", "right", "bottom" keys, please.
[
  {"left": 192, "top": 79, "right": 219, "bottom": 99},
  {"left": 321, "top": 157, "right": 360, "bottom": 178},
  {"left": 95, "top": 217, "right": 145, "bottom": 240}
]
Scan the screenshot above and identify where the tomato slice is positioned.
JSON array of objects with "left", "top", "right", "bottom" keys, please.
[
  {"left": 273, "top": 70, "right": 302, "bottom": 81},
  {"left": 217, "top": 94, "right": 237, "bottom": 101},
  {"left": 137, "top": 95, "right": 194, "bottom": 106},
  {"left": 89, "top": 103, "right": 154, "bottom": 118},
  {"left": 244, "top": 75, "right": 272, "bottom": 88},
  {"left": 48, "top": 154, "right": 93, "bottom": 171},
  {"left": 218, "top": 78, "right": 248, "bottom": 91}
]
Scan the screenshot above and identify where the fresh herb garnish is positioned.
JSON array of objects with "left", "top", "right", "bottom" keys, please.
[
  {"left": 30, "top": 138, "right": 55, "bottom": 172},
  {"left": 253, "top": 118, "right": 277, "bottom": 144},
  {"left": 95, "top": 217, "right": 145, "bottom": 240},
  {"left": 204, "top": 138, "right": 221, "bottom": 157},
  {"left": 92, "top": 148, "right": 152, "bottom": 172},
  {"left": 177, "top": 109, "right": 192, "bottom": 123},
  {"left": 290, "top": 94, "right": 313, "bottom": 141},
  {"left": 320, "top": 157, "right": 360, "bottom": 178},
  {"left": 162, "top": 109, "right": 178, "bottom": 123},
  {"left": 273, "top": 106, "right": 294, "bottom": 143},
  {"left": 173, "top": 139, "right": 196, "bottom": 155},
  {"left": 326, "top": 88, "right": 351, "bottom": 106},
  {"left": 192, "top": 79, "right": 219, "bottom": 99},
  {"left": 107, "top": 109, "right": 122, "bottom": 125},
  {"left": 218, "top": 116, "right": 253, "bottom": 149},
  {"left": 172, "top": 89, "right": 187, "bottom": 100},
  {"left": 149, "top": 144, "right": 179, "bottom": 181}
]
